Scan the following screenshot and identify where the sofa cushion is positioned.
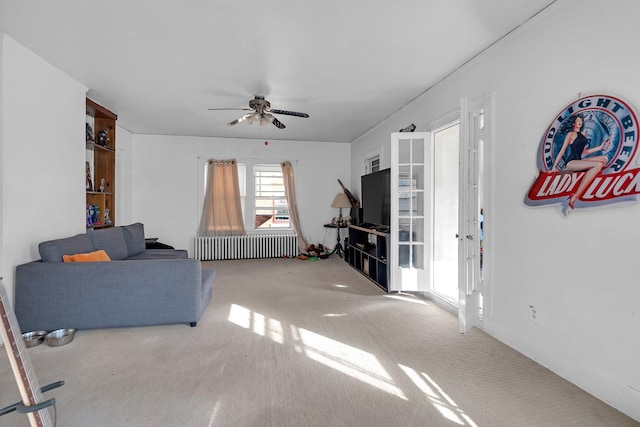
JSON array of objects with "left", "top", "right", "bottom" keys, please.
[
  {"left": 39, "top": 234, "right": 95, "bottom": 262},
  {"left": 87, "top": 227, "right": 128, "bottom": 260},
  {"left": 63, "top": 250, "right": 111, "bottom": 263},
  {"left": 122, "top": 223, "right": 146, "bottom": 257}
]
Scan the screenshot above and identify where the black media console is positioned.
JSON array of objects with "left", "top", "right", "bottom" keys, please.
[{"left": 346, "top": 224, "right": 390, "bottom": 292}]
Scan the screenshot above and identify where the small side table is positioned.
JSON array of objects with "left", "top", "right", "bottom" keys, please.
[
  {"left": 324, "top": 224, "right": 348, "bottom": 258},
  {"left": 145, "top": 238, "right": 174, "bottom": 250}
]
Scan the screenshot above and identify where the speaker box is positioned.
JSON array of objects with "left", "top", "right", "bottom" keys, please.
[{"left": 350, "top": 207, "right": 363, "bottom": 225}]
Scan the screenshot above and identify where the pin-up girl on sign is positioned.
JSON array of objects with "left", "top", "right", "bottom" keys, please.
[{"left": 551, "top": 113, "right": 610, "bottom": 209}]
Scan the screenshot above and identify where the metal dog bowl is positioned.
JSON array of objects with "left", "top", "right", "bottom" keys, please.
[
  {"left": 22, "top": 331, "right": 48, "bottom": 348},
  {"left": 45, "top": 328, "right": 77, "bottom": 347}
]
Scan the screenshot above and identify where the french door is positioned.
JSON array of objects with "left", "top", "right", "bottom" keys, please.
[
  {"left": 389, "top": 132, "right": 430, "bottom": 292},
  {"left": 458, "top": 95, "right": 491, "bottom": 333}
]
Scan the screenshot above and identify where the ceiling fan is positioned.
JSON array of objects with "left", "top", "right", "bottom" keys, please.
[{"left": 208, "top": 95, "right": 309, "bottom": 129}]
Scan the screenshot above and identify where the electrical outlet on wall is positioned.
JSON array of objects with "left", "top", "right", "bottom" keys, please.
[{"left": 529, "top": 305, "right": 540, "bottom": 324}]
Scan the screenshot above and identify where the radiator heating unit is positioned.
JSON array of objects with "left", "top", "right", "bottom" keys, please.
[{"left": 194, "top": 234, "right": 299, "bottom": 261}]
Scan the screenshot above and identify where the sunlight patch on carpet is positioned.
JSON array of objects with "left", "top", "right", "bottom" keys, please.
[
  {"left": 399, "top": 364, "right": 478, "bottom": 426},
  {"left": 295, "top": 326, "right": 407, "bottom": 400},
  {"left": 227, "top": 303, "right": 406, "bottom": 400},
  {"left": 384, "top": 293, "right": 429, "bottom": 305},
  {"left": 207, "top": 400, "right": 222, "bottom": 427},
  {"left": 228, "top": 303, "right": 251, "bottom": 329},
  {"left": 227, "top": 304, "right": 284, "bottom": 344}
]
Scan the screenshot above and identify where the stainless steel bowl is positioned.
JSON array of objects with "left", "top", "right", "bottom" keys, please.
[
  {"left": 45, "top": 328, "right": 77, "bottom": 347},
  {"left": 22, "top": 331, "right": 48, "bottom": 348}
]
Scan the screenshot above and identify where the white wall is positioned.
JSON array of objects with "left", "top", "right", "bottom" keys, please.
[
  {"left": 0, "top": 34, "right": 87, "bottom": 305},
  {"left": 130, "top": 135, "right": 350, "bottom": 254},
  {"left": 351, "top": 0, "right": 640, "bottom": 420},
  {"left": 116, "top": 125, "right": 134, "bottom": 225}
]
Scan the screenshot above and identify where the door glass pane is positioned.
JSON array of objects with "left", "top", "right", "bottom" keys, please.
[
  {"left": 412, "top": 165, "right": 425, "bottom": 189},
  {"left": 398, "top": 165, "right": 411, "bottom": 177},
  {"left": 399, "top": 219, "right": 411, "bottom": 242},
  {"left": 398, "top": 194, "right": 412, "bottom": 216},
  {"left": 399, "top": 139, "right": 411, "bottom": 163},
  {"left": 432, "top": 123, "right": 459, "bottom": 302},
  {"left": 414, "top": 192, "right": 424, "bottom": 216},
  {"left": 398, "top": 166, "right": 412, "bottom": 216},
  {"left": 399, "top": 243, "right": 411, "bottom": 268},
  {"left": 412, "top": 245, "right": 424, "bottom": 269},
  {"left": 412, "top": 138, "right": 425, "bottom": 164},
  {"left": 411, "top": 218, "right": 424, "bottom": 243}
]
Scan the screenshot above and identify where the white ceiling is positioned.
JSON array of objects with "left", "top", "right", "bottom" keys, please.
[{"left": 0, "top": 0, "right": 556, "bottom": 143}]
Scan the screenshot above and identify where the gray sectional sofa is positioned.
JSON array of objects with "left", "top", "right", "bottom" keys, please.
[{"left": 15, "top": 223, "right": 215, "bottom": 332}]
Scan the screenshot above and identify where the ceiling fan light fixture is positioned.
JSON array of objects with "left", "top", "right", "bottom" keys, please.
[
  {"left": 246, "top": 111, "right": 260, "bottom": 125},
  {"left": 260, "top": 113, "right": 275, "bottom": 126}
]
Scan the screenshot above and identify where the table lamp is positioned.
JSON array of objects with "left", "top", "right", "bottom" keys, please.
[{"left": 331, "top": 192, "right": 352, "bottom": 226}]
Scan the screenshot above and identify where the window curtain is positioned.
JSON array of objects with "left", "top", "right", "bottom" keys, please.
[
  {"left": 281, "top": 161, "right": 308, "bottom": 251},
  {"left": 198, "top": 159, "right": 246, "bottom": 236}
]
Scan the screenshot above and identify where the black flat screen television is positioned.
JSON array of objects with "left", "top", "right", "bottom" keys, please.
[{"left": 361, "top": 168, "right": 390, "bottom": 227}]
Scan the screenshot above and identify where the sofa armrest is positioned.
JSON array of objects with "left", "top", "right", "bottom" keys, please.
[{"left": 15, "top": 259, "right": 203, "bottom": 331}]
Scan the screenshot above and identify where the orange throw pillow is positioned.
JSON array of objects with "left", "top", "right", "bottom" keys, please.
[{"left": 62, "top": 250, "right": 111, "bottom": 263}]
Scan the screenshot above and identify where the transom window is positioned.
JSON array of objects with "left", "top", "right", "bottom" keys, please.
[
  {"left": 367, "top": 155, "right": 381, "bottom": 173},
  {"left": 364, "top": 148, "right": 382, "bottom": 174}
]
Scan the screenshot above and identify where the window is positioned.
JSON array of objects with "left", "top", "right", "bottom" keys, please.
[
  {"left": 366, "top": 155, "right": 380, "bottom": 173},
  {"left": 199, "top": 159, "right": 291, "bottom": 232},
  {"left": 253, "top": 164, "right": 290, "bottom": 229},
  {"left": 363, "top": 147, "right": 383, "bottom": 175}
]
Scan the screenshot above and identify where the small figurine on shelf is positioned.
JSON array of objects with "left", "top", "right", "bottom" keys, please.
[
  {"left": 91, "top": 204, "right": 100, "bottom": 226},
  {"left": 86, "top": 123, "right": 95, "bottom": 142},
  {"left": 96, "top": 129, "right": 110, "bottom": 147},
  {"left": 104, "top": 208, "right": 112, "bottom": 225},
  {"left": 86, "top": 161, "right": 93, "bottom": 191},
  {"left": 99, "top": 178, "right": 105, "bottom": 192},
  {"left": 86, "top": 204, "right": 93, "bottom": 227},
  {"left": 330, "top": 217, "right": 337, "bottom": 226}
]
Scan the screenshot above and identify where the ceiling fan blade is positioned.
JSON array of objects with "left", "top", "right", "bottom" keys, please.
[
  {"left": 272, "top": 117, "right": 286, "bottom": 129},
  {"left": 270, "top": 109, "right": 309, "bottom": 118},
  {"left": 228, "top": 113, "right": 252, "bottom": 126}
]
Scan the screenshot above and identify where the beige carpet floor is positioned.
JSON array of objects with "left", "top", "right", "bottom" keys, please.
[{"left": 0, "top": 257, "right": 637, "bottom": 427}]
